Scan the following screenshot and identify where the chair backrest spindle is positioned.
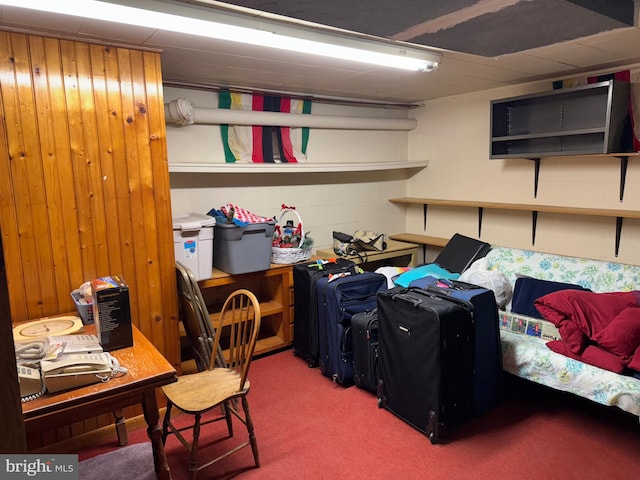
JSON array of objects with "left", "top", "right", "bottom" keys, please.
[{"left": 209, "top": 289, "right": 261, "bottom": 391}]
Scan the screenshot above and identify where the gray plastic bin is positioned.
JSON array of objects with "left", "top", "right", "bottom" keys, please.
[{"left": 214, "top": 221, "right": 276, "bottom": 274}]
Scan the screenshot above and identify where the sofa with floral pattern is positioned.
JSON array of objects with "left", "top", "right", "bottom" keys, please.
[{"left": 484, "top": 246, "right": 640, "bottom": 420}]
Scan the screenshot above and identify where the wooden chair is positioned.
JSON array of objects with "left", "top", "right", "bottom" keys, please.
[
  {"left": 162, "top": 288, "right": 262, "bottom": 479},
  {"left": 175, "top": 262, "right": 225, "bottom": 371}
]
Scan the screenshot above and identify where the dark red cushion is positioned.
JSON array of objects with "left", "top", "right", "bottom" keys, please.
[
  {"left": 592, "top": 306, "right": 640, "bottom": 359},
  {"left": 534, "top": 290, "right": 640, "bottom": 354},
  {"left": 547, "top": 340, "right": 626, "bottom": 374},
  {"left": 628, "top": 345, "right": 640, "bottom": 373}
]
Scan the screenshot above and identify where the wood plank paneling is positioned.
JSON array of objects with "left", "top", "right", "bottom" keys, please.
[{"left": 0, "top": 32, "right": 179, "bottom": 449}]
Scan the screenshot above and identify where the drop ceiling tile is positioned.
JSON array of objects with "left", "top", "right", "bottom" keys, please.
[
  {"left": 0, "top": 6, "right": 85, "bottom": 34},
  {"left": 77, "top": 18, "right": 156, "bottom": 45},
  {"left": 526, "top": 42, "right": 628, "bottom": 67}
]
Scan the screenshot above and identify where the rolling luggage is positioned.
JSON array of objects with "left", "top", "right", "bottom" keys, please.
[
  {"left": 409, "top": 276, "right": 502, "bottom": 416},
  {"left": 351, "top": 308, "right": 379, "bottom": 393},
  {"left": 377, "top": 287, "right": 474, "bottom": 443},
  {"left": 293, "top": 258, "right": 356, "bottom": 367},
  {"left": 317, "top": 271, "right": 387, "bottom": 386}
]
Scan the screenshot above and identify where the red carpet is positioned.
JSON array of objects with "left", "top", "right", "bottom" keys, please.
[{"left": 79, "top": 348, "right": 640, "bottom": 479}]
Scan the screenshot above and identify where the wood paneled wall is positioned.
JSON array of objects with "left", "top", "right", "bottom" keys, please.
[{"left": 0, "top": 32, "right": 179, "bottom": 448}]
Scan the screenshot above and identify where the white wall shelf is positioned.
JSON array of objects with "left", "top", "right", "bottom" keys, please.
[{"left": 168, "top": 160, "right": 429, "bottom": 173}]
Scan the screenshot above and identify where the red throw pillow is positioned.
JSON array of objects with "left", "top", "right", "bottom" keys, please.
[
  {"left": 546, "top": 340, "right": 626, "bottom": 374},
  {"left": 628, "top": 345, "right": 640, "bottom": 373},
  {"left": 535, "top": 290, "right": 640, "bottom": 354},
  {"left": 592, "top": 306, "right": 640, "bottom": 359}
]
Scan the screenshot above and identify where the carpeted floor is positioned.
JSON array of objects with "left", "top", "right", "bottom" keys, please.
[
  {"left": 78, "top": 348, "right": 640, "bottom": 480},
  {"left": 78, "top": 442, "right": 155, "bottom": 480}
]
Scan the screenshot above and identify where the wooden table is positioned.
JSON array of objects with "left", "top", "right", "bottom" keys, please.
[
  {"left": 22, "top": 325, "right": 177, "bottom": 480},
  {"left": 315, "top": 238, "right": 419, "bottom": 268}
]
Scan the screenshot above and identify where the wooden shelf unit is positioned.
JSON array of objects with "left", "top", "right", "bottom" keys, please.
[
  {"left": 185, "top": 265, "right": 293, "bottom": 370},
  {"left": 389, "top": 197, "right": 640, "bottom": 256}
]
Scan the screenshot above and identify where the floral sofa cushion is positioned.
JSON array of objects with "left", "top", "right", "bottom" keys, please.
[{"left": 484, "top": 246, "right": 640, "bottom": 294}]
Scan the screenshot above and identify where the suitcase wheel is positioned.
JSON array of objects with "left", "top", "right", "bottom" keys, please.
[
  {"left": 427, "top": 410, "right": 440, "bottom": 444},
  {"left": 376, "top": 379, "right": 385, "bottom": 408}
]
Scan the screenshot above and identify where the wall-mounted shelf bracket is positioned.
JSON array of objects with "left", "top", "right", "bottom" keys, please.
[
  {"left": 423, "top": 204, "right": 428, "bottom": 231},
  {"left": 390, "top": 197, "right": 639, "bottom": 257},
  {"left": 616, "top": 155, "right": 629, "bottom": 202},
  {"left": 615, "top": 216, "right": 623, "bottom": 257},
  {"left": 528, "top": 158, "right": 541, "bottom": 198}
]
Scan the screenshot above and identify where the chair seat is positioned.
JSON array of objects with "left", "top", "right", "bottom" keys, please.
[{"left": 162, "top": 368, "right": 251, "bottom": 414}]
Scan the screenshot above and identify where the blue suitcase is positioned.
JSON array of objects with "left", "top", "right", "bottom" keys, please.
[
  {"left": 293, "top": 258, "right": 357, "bottom": 367},
  {"left": 317, "top": 271, "right": 387, "bottom": 386},
  {"left": 409, "top": 276, "right": 503, "bottom": 416}
]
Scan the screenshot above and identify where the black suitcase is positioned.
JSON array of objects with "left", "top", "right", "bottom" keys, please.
[
  {"left": 351, "top": 308, "right": 379, "bottom": 393},
  {"left": 377, "top": 287, "right": 474, "bottom": 443},
  {"left": 317, "top": 271, "right": 387, "bottom": 386},
  {"left": 293, "top": 258, "right": 356, "bottom": 367},
  {"left": 409, "top": 277, "right": 503, "bottom": 416}
]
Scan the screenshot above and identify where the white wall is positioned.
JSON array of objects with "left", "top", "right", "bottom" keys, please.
[
  {"left": 165, "top": 86, "right": 417, "bottom": 251},
  {"left": 165, "top": 74, "right": 640, "bottom": 266},
  {"left": 407, "top": 80, "right": 640, "bottom": 264}
]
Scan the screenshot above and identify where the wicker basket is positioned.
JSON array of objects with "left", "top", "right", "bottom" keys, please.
[{"left": 271, "top": 208, "right": 312, "bottom": 264}]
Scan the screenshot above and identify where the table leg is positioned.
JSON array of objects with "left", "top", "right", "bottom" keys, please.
[
  {"left": 142, "top": 391, "right": 172, "bottom": 480},
  {"left": 113, "top": 408, "right": 129, "bottom": 446}
]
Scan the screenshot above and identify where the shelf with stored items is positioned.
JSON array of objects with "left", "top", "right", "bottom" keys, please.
[
  {"left": 180, "top": 264, "right": 293, "bottom": 373},
  {"left": 168, "top": 160, "right": 429, "bottom": 173},
  {"left": 389, "top": 197, "right": 640, "bottom": 256}
]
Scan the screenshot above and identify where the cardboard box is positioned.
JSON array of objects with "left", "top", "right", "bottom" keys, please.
[{"left": 91, "top": 275, "right": 133, "bottom": 351}]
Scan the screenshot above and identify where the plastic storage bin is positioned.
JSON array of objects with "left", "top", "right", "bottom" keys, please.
[
  {"left": 173, "top": 213, "right": 215, "bottom": 281},
  {"left": 214, "top": 221, "right": 276, "bottom": 274},
  {"left": 71, "top": 289, "right": 94, "bottom": 325}
]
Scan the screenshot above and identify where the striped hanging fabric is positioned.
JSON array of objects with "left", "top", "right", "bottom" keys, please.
[{"left": 219, "top": 91, "right": 311, "bottom": 163}]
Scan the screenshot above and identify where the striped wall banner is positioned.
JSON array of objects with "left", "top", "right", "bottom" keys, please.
[{"left": 219, "top": 91, "right": 311, "bottom": 163}]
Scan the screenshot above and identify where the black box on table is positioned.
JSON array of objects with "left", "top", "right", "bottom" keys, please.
[{"left": 91, "top": 275, "right": 133, "bottom": 352}]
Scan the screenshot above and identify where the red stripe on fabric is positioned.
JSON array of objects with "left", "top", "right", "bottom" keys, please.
[
  {"left": 279, "top": 98, "right": 297, "bottom": 163},
  {"left": 280, "top": 127, "right": 296, "bottom": 163},
  {"left": 252, "top": 94, "right": 265, "bottom": 163},
  {"left": 615, "top": 70, "right": 630, "bottom": 82}
]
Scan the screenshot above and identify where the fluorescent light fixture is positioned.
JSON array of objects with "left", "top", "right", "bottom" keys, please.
[{"left": 0, "top": 0, "right": 441, "bottom": 72}]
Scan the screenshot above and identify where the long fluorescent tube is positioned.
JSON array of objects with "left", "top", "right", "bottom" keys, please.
[{"left": 0, "top": 0, "right": 441, "bottom": 72}]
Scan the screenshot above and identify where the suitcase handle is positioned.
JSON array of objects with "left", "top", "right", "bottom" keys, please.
[
  {"left": 394, "top": 286, "right": 473, "bottom": 311},
  {"left": 391, "top": 289, "right": 424, "bottom": 307}
]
